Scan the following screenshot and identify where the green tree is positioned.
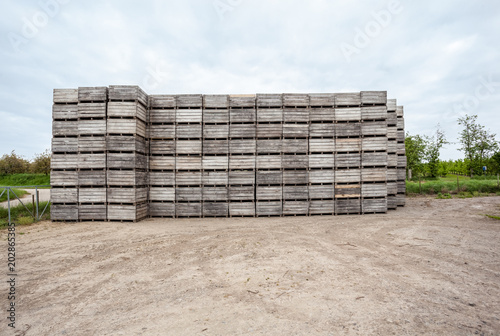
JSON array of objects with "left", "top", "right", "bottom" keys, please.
[
  {"left": 425, "top": 125, "right": 447, "bottom": 178},
  {"left": 405, "top": 132, "right": 427, "bottom": 178},
  {"left": 0, "top": 151, "right": 30, "bottom": 174},
  {"left": 31, "top": 150, "right": 51, "bottom": 175}
]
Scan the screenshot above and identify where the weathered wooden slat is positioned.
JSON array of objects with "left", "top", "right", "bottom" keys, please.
[
  {"left": 108, "top": 102, "right": 147, "bottom": 122},
  {"left": 256, "top": 155, "right": 281, "bottom": 169},
  {"left": 78, "top": 119, "right": 107, "bottom": 135},
  {"left": 336, "top": 93, "right": 361, "bottom": 107},
  {"left": 51, "top": 204, "right": 78, "bottom": 221},
  {"left": 78, "top": 203, "right": 107, "bottom": 221},
  {"left": 175, "top": 156, "right": 201, "bottom": 170},
  {"left": 388, "top": 195, "right": 398, "bottom": 209},
  {"left": 386, "top": 169, "right": 398, "bottom": 182},
  {"left": 107, "top": 118, "right": 146, "bottom": 137},
  {"left": 149, "top": 95, "right": 176, "bottom": 109},
  {"left": 230, "top": 109, "right": 256, "bottom": 122},
  {"left": 256, "top": 171, "right": 282, "bottom": 185},
  {"left": 149, "top": 124, "right": 175, "bottom": 139},
  {"left": 283, "top": 170, "right": 308, "bottom": 185},
  {"left": 203, "top": 202, "right": 228, "bottom": 216},
  {"left": 335, "top": 123, "right": 360, "bottom": 137},
  {"left": 361, "top": 106, "right": 387, "bottom": 120},
  {"left": 335, "top": 107, "right": 361, "bottom": 121},
  {"left": 203, "top": 187, "right": 228, "bottom": 201},
  {"left": 150, "top": 202, "right": 175, "bottom": 217},
  {"left": 149, "top": 156, "right": 175, "bottom": 170},
  {"left": 256, "top": 201, "right": 282, "bottom": 216},
  {"left": 387, "top": 127, "right": 397, "bottom": 139},
  {"left": 361, "top": 184, "right": 387, "bottom": 197},
  {"left": 283, "top": 201, "right": 309, "bottom": 215},
  {"left": 309, "top": 184, "right": 334, "bottom": 199},
  {"left": 257, "top": 123, "right": 282, "bottom": 138},
  {"left": 51, "top": 153, "right": 78, "bottom": 169},
  {"left": 230, "top": 124, "right": 256, "bottom": 138},
  {"left": 78, "top": 102, "right": 107, "bottom": 118},
  {"left": 256, "top": 94, "right": 282, "bottom": 107},
  {"left": 149, "top": 171, "right": 175, "bottom": 186},
  {"left": 256, "top": 186, "right": 282, "bottom": 200},
  {"left": 149, "top": 187, "right": 175, "bottom": 201},
  {"left": 362, "top": 137, "right": 387, "bottom": 151},
  {"left": 310, "top": 123, "right": 335, "bottom": 137},
  {"left": 229, "top": 170, "right": 255, "bottom": 185},
  {"left": 176, "top": 187, "right": 202, "bottom": 201},
  {"left": 54, "top": 89, "right": 78, "bottom": 104},
  {"left": 109, "top": 85, "right": 148, "bottom": 107},
  {"left": 309, "top": 138, "right": 334, "bottom": 152},
  {"left": 52, "top": 137, "right": 78, "bottom": 153},
  {"left": 107, "top": 152, "right": 147, "bottom": 170},
  {"left": 78, "top": 87, "right": 107, "bottom": 102},
  {"left": 176, "top": 202, "right": 202, "bottom": 217},
  {"left": 106, "top": 135, "right": 147, "bottom": 153},
  {"left": 79, "top": 153, "right": 106, "bottom": 169},
  {"left": 230, "top": 95, "right": 256, "bottom": 107},
  {"left": 283, "top": 94, "right": 309, "bottom": 107},
  {"left": 230, "top": 139, "right": 256, "bottom": 153},
  {"left": 107, "top": 203, "right": 148, "bottom": 221},
  {"left": 362, "top": 168, "right": 386, "bottom": 182},
  {"left": 108, "top": 170, "right": 147, "bottom": 186},
  {"left": 387, "top": 181, "right": 398, "bottom": 195},
  {"left": 361, "top": 121, "right": 387, "bottom": 136},
  {"left": 309, "top": 93, "right": 335, "bottom": 107},
  {"left": 257, "top": 108, "right": 283, "bottom": 122},
  {"left": 334, "top": 184, "right": 361, "bottom": 198},
  {"left": 150, "top": 110, "right": 175, "bottom": 123},
  {"left": 79, "top": 170, "right": 106, "bottom": 186},
  {"left": 362, "top": 198, "right": 387, "bottom": 213},
  {"left": 309, "top": 169, "right": 335, "bottom": 184},
  {"left": 396, "top": 106, "right": 404, "bottom": 118},
  {"left": 361, "top": 91, "right": 387, "bottom": 105},
  {"left": 53, "top": 104, "right": 78, "bottom": 119},
  {"left": 229, "top": 156, "right": 255, "bottom": 170},
  {"left": 282, "top": 139, "right": 308, "bottom": 153},
  {"left": 229, "top": 202, "right": 255, "bottom": 216},
  {"left": 51, "top": 188, "right": 78, "bottom": 203},
  {"left": 53, "top": 120, "right": 78, "bottom": 136},
  {"left": 284, "top": 108, "right": 309, "bottom": 123},
  {"left": 283, "top": 123, "right": 309, "bottom": 137},
  {"left": 176, "top": 94, "right": 203, "bottom": 108},
  {"left": 204, "top": 110, "right": 229, "bottom": 124},
  {"left": 283, "top": 185, "right": 308, "bottom": 199},
  {"left": 335, "top": 169, "right": 361, "bottom": 183},
  {"left": 362, "top": 152, "right": 387, "bottom": 166},
  {"left": 282, "top": 154, "right": 308, "bottom": 169},
  {"left": 107, "top": 187, "right": 148, "bottom": 203},
  {"left": 203, "top": 140, "right": 229, "bottom": 154},
  {"left": 335, "top": 138, "right": 361, "bottom": 152},
  {"left": 78, "top": 136, "right": 106, "bottom": 152},
  {"left": 309, "top": 154, "right": 334, "bottom": 168},
  {"left": 203, "top": 171, "right": 228, "bottom": 185},
  {"left": 79, "top": 187, "right": 107, "bottom": 203},
  {"left": 387, "top": 99, "right": 397, "bottom": 112},
  {"left": 176, "top": 171, "right": 202, "bottom": 185},
  {"left": 335, "top": 198, "right": 361, "bottom": 214},
  {"left": 397, "top": 168, "right": 406, "bottom": 181},
  {"left": 176, "top": 109, "right": 202, "bottom": 123},
  {"left": 309, "top": 200, "right": 334, "bottom": 214},
  {"left": 204, "top": 95, "right": 229, "bottom": 108},
  {"left": 176, "top": 140, "right": 202, "bottom": 154},
  {"left": 398, "top": 155, "right": 407, "bottom": 167},
  {"left": 204, "top": 123, "right": 229, "bottom": 138},
  {"left": 229, "top": 186, "right": 254, "bottom": 200}
]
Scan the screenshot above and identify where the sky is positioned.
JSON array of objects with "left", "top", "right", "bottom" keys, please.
[{"left": 1, "top": 0, "right": 499, "bottom": 160}]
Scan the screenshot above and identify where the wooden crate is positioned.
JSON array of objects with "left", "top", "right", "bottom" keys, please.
[
  {"left": 204, "top": 110, "right": 229, "bottom": 124},
  {"left": 309, "top": 200, "right": 334, "bottom": 214},
  {"left": 108, "top": 102, "right": 147, "bottom": 122},
  {"left": 362, "top": 168, "right": 386, "bottom": 182},
  {"left": 52, "top": 137, "right": 78, "bottom": 153},
  {"left": 395, "top": 193, "right": 405, "bottom": 207},
  {"left": 335, "top": 138, "right": 361, "bottom": 152},
  {"left": 396, "top": 106, "right": 404, "bottom": 118},
  {"left": 176, "top": 140, "right": 202, "bottom": 154},
  {"left": 335, "top": 123, "right": 360, "bottom": 137},
  {"left": 283, "top": 94, "right": 309, "bottom": 107},
  {"left": 176, "top": 202, "right": 202, "bottom": 217},
  {"left": 79, "top": 187, "right": 106, "bottom": 203},
  {"left": 257, "top": 155, "right": 281, "bottom": 169},
  {"left": 387, "top": 195, "right": 398, "bottom": 210},
  {"left": 79, "top": 169, "right": 106, "bottom": 186},
  {"left": 256, "top": 201, "right": 282, "bottom": 216},
  {"left": 256, "top": 94, "right": 282, "bottom": 107},
  {"left": 396, "top": 168, "right": 406, "bottom": 181},
  {"left": 176, "top": 94, "right": 203, "bottom": 108},
  {"left": 230, "top": 109, "right": 256, "bottom": 122},
  {"left": 150, "top": 110, "right": 175, "bottom": 123},
  {"left": 257, "top": 109, "right": 283, "bottom": 122},
  {"left": 149, "top": 171, "right": 175, "bottom": 186},
  {"left": 361, "top": 106, "right": 387, "bottom": 120},
  {"left": 53, "top": 88, "right": 78, "bottom": 103},
  {"left": 283, "top": 170, "right": 308, "bottom": 185},
  {"left": 335, "top": 107, "right": 361, "bottom": 121},
  {"left": 51, "top": 204, "right": 78, "bottom": 221},
  {"left": 230, "top": 124, "right": 256, "bottom": 138},
  {"left": 51, "top": 153, "right": 78, "bottom": 169},
  {"left": 361, "top": 91, "right": 387, "bottom": 105},
  {"left": 387, "top": 112, "right": 397, "bottom": 126},
  {"left": 386, "top": 169, "right": 398, "bottom": 182},
  {"left": 398, "top": 155, "right": 407, "bottom": 167},
  {"left": 309, "top": 108, "right": 335, "bottom": 122},
  {"left": 79, "top": 136, "right": 106, "bottom": 152},
  {"left": 362, "top": 198, "right": 387, "bottom": 213},
  {"left": 204, "top": 94, "right": 229, "bottom": 108},
  {"left": 256, "top": 186, "right": 282, "bottom": 200},
  {"left": 387, "top": 181, "right": 398, "bottom": 195},
  {"left": 387, "top": 99, "right": 397, "bottom": 112},
  {"left": 309, "top": 184, "right": 334, "bottom": 199},
  {"left": 387, "top": 140, "right": 398, "bottom": 154},
  {"left": 283, "top": 123, "right": 309, "bottom": 137},
  {"left": 203, "top": 171, "right": 228, "bottom": 185},
  {"left": 335, "top": 169, "right": 361, "bottom": 183},
  {"left": 78, "top": 153, "right": 106, "bottom": 170},
  {"left": 107, "top": 187, "right": 148, "bottom": 203},
  {"left": 203, "top": 156, "right": 229, "bottom": 170},
  {"left": 229, "top": 186, "right": 254, "bottom": 200},
  {"left": 78, "top": 206, "right": 105, "bottom": 222},
  {"left": 283, "top": 185, "right": 308, "bottom": 199},
  {"left": 109, "top": 85, "right": 148, "bottom": 107},
  {"left": 397, "top": 142, "right": 405, "bottom": 155},
  {"left": 204, "top": 124, "right": 229, "bottom": 138},
  {"left": 176, "top": 109, "right": 202, "bottom": 123},
  {"left": 310, "top": 123, "right": 335, "bottom": 137},
  {"left": 256, "top": 170, "right": 282, "bottom": 185},
  {"left": 362, "top": 152, "right": 387, "bottom": 166},
  {"left": 108, "top": 170, "right": 147, "bottom": 186},
  {"left": 53, "top": 104, "right": 78, "bottom": 119},
  {"left": 361, "top": 121, "right": 387, "bottom": 136},
  {"left": 309, "top": 138, "right": 334, "bottom": 152},
  {"left": 229, "top": 170, "right": 255, "bottom": 185},
  {"left": 107, "top": 152, "right": 147, "bottom": 170},
  {"left": 335, "top": 184, "right": 361, "bottom": 198},
  {"left": 335, "top": 198, "right": 361, "bottom": 214},
  {"left": 78, "top": 87, "right": 107, "bottom": 102},
  {"left": 176, "top": 187, "right": 202, "bottom": 201},
  {"left": 282, "top": 154, "right": 308, "bottom": 169},
  {"left": 387, "top": 126, "right": 397, "bottom": 139},
  {"left": 283, "top": 201, "right": 309, "bottom": 215},
  {"left": 336, "top": 93, "right": 360, "bottom": 107},
  {"left": 229, "top": 95, "right": 256, "bottom": 108},
  {"left": 78, "top": 119, "right": 107, "bottom": 136},
  {"left": 176, "top": 171, "right": 202, "bottom": 185},
  {"left": 283, "top": 108, "right": 309, "bottom": 122},
  {"left": 309, "top": 154, "right": 334, "bottom": 168},
  {"left": 203, "top": 140, "right": 229, "bottom": 154},
  {"left": 149, "top": 202, "right": 175, "bottom": 217},
  {"left": 257, "top": 123, "right": 282, "bottom": 138},
  {"left": 149, "top": 94, "right": 175, "bottom": 109},
  {"left": 203, "top": 202, "right": 228, "bottom": 217},
  {"left": 51, "top": 188, "right": 78, "bottom": 203},
  {"left": 229, "top": 202, "right": 255, "bottom": 216},
  {"left": 282, "top": 139, "right": 308, "bottom": 153},
  {"left": 150, "top": 155, "right": 175, "bottom": 170},
  {"left": 176, "top": 123, "right": 202, "bottom": 139},
  {"left": 361, "top": 183, "right": 387, "bottom": 197},
  {"left": 107, "top": 118, "right": 146, "bottom": 137},
  {"left": 397, "top": 181, "right": 406, "bottom": 194},
  {"left": 229, "top": 155, "right": 255, "bottom": 170},
  {"left": 257, "top": 139, "right": 281, "bottom": 153},
  {"left": 335, "top": 153, "right": 360, "bottom": 167},
  {"left": 175, "top": 156, "right": 201, "bottom": 170},
  {"left": 107, "top": 203, "right": 148, "bottom": 221},
  {"left": 309, "top": 93, "right": 335, "bottom": 107},
  {"left": 230, "top": 139, "right": 256, "bottom": 153},
  {"left": 309, "top": 169, "right": 335, "bottom": 184},
  {"left": 149, "top": 124, "right": 175, "bottom": 139},
  {"left": 149, "top": 139, "right": 174, "bottom": 155},
  {"left": 362, "top": 137, "right": 387, "bottom": 152},
  {"left": 53, "top": 120, "right": 78, "bottom": 137},
  {"left": 78, "top": 102, "right": 106, "bottom": 118},
  {"left": 203, "top": 187, "right": 228, "bottom": 201}
]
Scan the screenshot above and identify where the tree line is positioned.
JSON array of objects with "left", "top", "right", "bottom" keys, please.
[
  {"left": 405, "top": 114, "right": 499, "bottom": 178},
  {"left": 0, "top": 150, "right": 51, "bottom": 175}
]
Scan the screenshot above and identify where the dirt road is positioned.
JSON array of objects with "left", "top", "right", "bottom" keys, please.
[
  {"left": 0, "top": 188, "right": 50, "bottom": 209},
  {"left": 1, "top": 197, "right": 500, "bottom": 335}
]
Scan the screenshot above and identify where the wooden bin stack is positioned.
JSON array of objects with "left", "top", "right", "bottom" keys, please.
[
  {"left": 51, "top": 87, "right": 407, "bottom": 221},
  {"left": 106, "top": 85, "right": 149, "bottom": 222},
  {"left": 51, "top": 89, "right": 79, "bottom": 221}
]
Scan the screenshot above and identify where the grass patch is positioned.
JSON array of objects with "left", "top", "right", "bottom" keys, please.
[
  {"left": 0, "top": 201, "right": 50, "bottom": 229},
  {"left": 436, "top": 193, "right": 452, "bottom": 199},
  {"left": 485, "top": 215, "right": 500, "bottom": 220},
  {"left": 0, "top": 188, "right": 29, "bottom": 202},
  {"left": 407, "top": 178, "right": 499, "bottom": 195},
  {"left": 0, "top": 174, "right": 50, "bottom": 187}
]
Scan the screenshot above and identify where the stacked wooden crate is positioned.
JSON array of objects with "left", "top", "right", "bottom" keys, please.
[
  {"left": 51, "top": 89, "right": 79, "bottom": 221},
  {"left": 149, "top": 94, "right": 176, "bottom": 218},
  {"left": 334, "top": 92, "right": 362, "bottom": 215},
  {"left": 76, "top": 87, "right": 108, "bottom": 221},
  {"left": 106, "top": 86, "right": 149, "bottom": 221},
  {"left": 175, "top": 95, "right": 203, "bottom": 217},
  {"left": 360, "top": 91, "right": 388, "bottom": 214},
  {"left": 309, "top": 93, "right": 335, "bottom": 215},
  {"left": 396, "top": 105, "right": 406, "bottom": 207},
  {"left": 386, "top": 99, "right": 399, "bottom": 210},
  {"left": 229, "top": 95, "right": 257, "bottom": 216},
  {"left": 256, "top": 94, "right": 282, "bottom": 216}
]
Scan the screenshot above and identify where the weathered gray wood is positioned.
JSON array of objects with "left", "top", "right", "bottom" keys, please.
[
  {"left": 78, "top": 87, "right": 107, "bottom": 102},
  {"left": 362, "top": 198, "right": 387, "bottom": 213},
  {"left": 149, "top": 171, "right": 175, "bottom": 186},
  {"left": 176, "top": 140, "right": 202, "bottom": 154},
  {"left": 79, "top": 187, "right": 106, "bottom": 203},
  {"left": 175, "top": 156, "right": 201, "bottom": 170},
  {"left": 361, "top": 121, "right": 387, "bottom": 135},
  {"left": 79, "top": 153, "right": 106, "bottom": 169},
  {"left": 336, "top": 93, "right": 361, "bottom": 107},
  {"left": 230, "top": 124, "right": 256, "bottom": 138},
  {"left": 283, "top": 185, "right": 308, "bottom": 199},
  {"left": 309, "top": 185, "right": 334, "bottom": 199},
  {"left": 283, "top": 94, "right": 309, "bottom": 107},
  {"left": 51, "top": 153, "right": 78, "bottom": 169},
  {"left": 109, "top": 85, "right": 148, "bottom": 107},
  {"left": 386, "top": 169, "right": 398, "bottom": 182},
  {"left": 362, "top": 152, "right": 387, "bottom": 166},
  {"left": 256, "top": 171, "right": 282, "bottom": 185},
  {"left": 176, "top": 202, "right": 202, "bottom": 217},
  {"left": 256, "top": 94, "right": 282, "bottom": 107},
  {"left": 78, "top": 119, "right": 106, "bottom": 135},
  {"left": 309, "top": 169, "right": 334, "bottom": 184},
  {"left": 335, "top": 152, "right": 361, "bottom": 167},
  {"left": 150, "top": 110, "right": 175, "bottom": 123},
  {"left": 361, "top": 183, "right": 387, "bottom": 197},
  {"left": 79, "top": 169, "right": 106, "bottom": 186},
  {"left": 148, "top": 187, "right": 175, "bottom": 201},
  {"left": 257, "top": 123, "right": 282, "bottom": 138},
  {"left": 203, "top": 202, "right": 228, "bottom": 216},
  {"left": 335, "top": 169, "right": 361, "bottom": 183},
  {"left": 149, "top": 124, "right": 175, "bottom": 139},
  {"left": 397, "top": 118, "right": 405, "bottom": 131},
  {"left": 309, "top": 200, "right": 334, "bottom": 214},
  {"left": 53, "top": 104, "right": 78, "bottom": 119},
  {"left": 51, "top": 204, "right": 78, "bottom": 221},
  {"left": 362, "top": 137, "right": 387, "bottom": 151},
  {"left": 107, "top": 136, "right": 147, "bottom": 153},
  {"left": 79, "top": 136, "right": 106, "bottom": 152},
  {"left": 149, "top": 95, "right": 175, "bottom": 108},
  {"left": 256, "top": 186, "right": 282, "bottom": 200},
  {"left": 362, "top": 168, "right": 386, "bottom": 182},
  {"left": 283, "top": 123, "right": 309, "bottom": 137},
  {"left": 396, "top": 168, "right": 406, "bottom": 181},
  {"left": 52, "top": 137, "right": 78, "bottom": 153},
  {"left": 203, "top": 171, "right": 228, "bottom": 185},
  {"left": 387, "top": 181, "right": 398, "bottom": 194},
  {"left": 78, "top": 203, "right": 107, "bottom": 221},
  {"left": 204, "top": 94, "right": 229, "bottom": 108},
  {"left": 229, "top": 170, "right": 255, "bottom": 185},
  {"left": 229, "top": 186, "right": 254, "bottom": 200},
  {"left": 108, "top": 170, "right": 147, "bottom": 186},
  {"left": 203, "top": 187, "right": 228, "bottom": 201},
  {"left": 257, "top": 108, "right": 283, "bottom": 122},
  {"left": 335, "top": 199, "right": 361, "bottom": 214},
  {"left": 387, "top": 126, "right": 397, "bottom": 139},
  {"left": 229, "top": 156, "right": 255, "bottom": 169},
  {"left": 203, "top": 110, "right": 229, "bottom": 124},
  {"left": 387, "top": 99, "right": 397, "bottom": 112},
  {"left": 176, "top": 187, "right": 202, "bottom": 201},
  {"left": 283, "top": 170, "right": 308, "bottom": 185},
  {"left": 282, "top": 139, "right": 308, "bottom": 153},
  {"left": 230, "top": 139, "right": 256, "bottom": 153},
  {"left": 398, "top": 155, "right": 407, "bottom": 167},
  {"left": 230, "top": 95, "right": 256, "bottom": 107},
  {"left": 107, "top": 152, "right": 147, "bottom": 170},
  {"left": 150, "top": 156, "right": 176, "bottom": 170},
  {"left": 108, "top": 102, "right": 147, "bottom": 122},
  {"left": 283, "top": 201, "right": 309, "bottom": 215},
  {"left": 396, "top": 106, "right": 404, "bottom": 118},
  {"left": 360, "top": 91, "right": 387, "bottom": 105},
  {"left": 256, "top": 201, "right": 282, "bottom": 216},
  {"left": 53, "top": 120, "right": 78, "bottom": 136},
  {"left": 257, "top": 155, "right": 281, "bottom": 169},
  {"left": 310, "top": 123, "right": 335, "bottom": 137},
  {"left": 309, "top": 154, "right": 334, "bottom": 168},
  {"left": 176, "top": 171, "right": 202, "bottom": 185},
  {"left": 309, "top": 138, "right": 335, "bottom": 152},
  {"left": 335, "top": 184, "right": 361, "bottom": 198},
  {"left": 397, "top": 142, "right": 405, "bottom": 155},
  {"left": 107, "top": 203, "right": 148, "bottom": 221},
  {"left": 309, "top": 93, "right": 335, "bottom": 107},
  {"left": 282, "top": 154, "right": 308, "bottom": 169},
  {"left": 230, "top": 109, "right": 256, "bottom": 122},
  {"left": 203, "top": 140, "right": 229, "bottom": 154},
  {"left": 176, "top": 94, "right": 202, "bottom": 108},
  {"left": 150, "top": 202, "right": 175, "bottom": 217},
  {"left": 176, "top": 109, "right": 202, "bottom": 123},
  {"left": 335, "top": 123, "right": 360, "bottom": 137},
  {"left": 51, "top": 188, "right": 78, "bottom": 203},
  {"left": 335, "top": 138, "right": 361, "bottom": 152},
  {"left": 387, "top": 140, "right": 398, "bottom": 154},
  {"left": 149, "top": 139, "right": 174, "bottom": 155},
  {"left": 229, "top": 202, "right": 255, "bottom": 216},
  {"left": 78, "top": 102, "right": 107, "bottom": 118},
  {"left": 54, "top": 89, "right": 78, "bottom": 104},
  {"left": 204, "top": 124, "right": 229, "bottom": 138},
  {"left": 335, "top": 107, "right": 361, "bottom": 121},
  {"left": 107, "top": 118, "right": 146, "bottom": 137}
]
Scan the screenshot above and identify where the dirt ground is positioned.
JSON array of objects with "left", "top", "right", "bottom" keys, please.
[{"left": 1, "top": 197, "right": 500, "bottom": 336}]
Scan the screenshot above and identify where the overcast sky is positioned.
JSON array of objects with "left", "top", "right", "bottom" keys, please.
[{"left": 1, "top": 0, "right": 499, "bottom": 160}]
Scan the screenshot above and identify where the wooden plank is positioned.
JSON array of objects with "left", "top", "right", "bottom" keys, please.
[
  {"left": 51, "top": 188, "right": 78, "bottom": 203},
  {"left": 361, "top": 91, "right": 387, "bottom": 105},
  {"left": 79, "top": 153, "right": 106, "bottom": 169},
  {"left": 362, "top": 168, "right": 386, "bottom": 182},
  {"left": 53, "top": 89, "right": 78, "bottom": 104},
  {"left": 282, "top": 154, "right": 308, "bottom": 169},
  {"left": 283, "top": 123, "right": 309, "bottom": 137},
  {"left": 229, "top": 95, "right": 256, "bottom": 108},
  {"left": 79, "top": 169, "right": 106, "bottom": 186},
  {"left": 309, "top": 138, "right": 334, "bottom": 152},
  {"left": 176, "top": 94, "right": 203, "bottom": 108},
  {"left": 336, "top": 92, "right": 360, "bottom": 107},
  {"left": 149, "top": 171, "right": 175, "bottom": 186},
  {"left": 309, "top": 185, "right": 334, "bottom": 199},
  {"left": 149, "top": 202, "right": 175, "bottom": 217},
  {"left": 283, "top": 107, "right": 309, "bottom": 122},
  {"left": 150, "top": 109, "right": 175, "bottom": 123},
  {"left": 176, "top": 123, "right": 202, "bottom": 138},
  {"left": 51, "top": 153, "right": 78, "bottom": 169},
  {"left": 362, "top": 198, "right": 387, "bottom": 213},
  {"left": 309, "top": 154, "right": 334, "bottom": 168},
  {"left": 309, "top": 200, "right": 334, "bottom": 214},
  {"left": 309, "top": 93, "right": 335, "bottom": 107},
  {"left": 362, "top": 152, "right": 387, "bottom": 166},
  {"left": 203, "top": 140, "right": 229, "bottom": 154},
  {"left": 283, "top": 201, "right": 309, "bottom": 215},
  {"left": 256, "top": 186, "right": 282, "bottom": 200},
  {"left": 335, "top": 107, "right": 361, "bottom": 121},
  {"left": 229, "top": 202, "right": 255, "bottom": 216},
  {"left": 282, "top": 139, "right": 308, "bottom": 153},
  {"left": 230, "top": 124, "right": 256, "bottom": 138},
  {"left": 107, "top": 118, "right": 146, "bottom": 137},
  {"left": 256, "top": 155, "right": 281, "bottom": 169},
  {"left": 53, "top": 120, "right": 78, "bottom": 137},
  {"left": 175, "top": 156, "right": 201, "bottom": 170},
  {"left": 398, "top": 155, "right": 407, "bottom": 167},
  {"left": 309, "top": 169, "right": 335, "bottom": 184},
  {"left": 203, "top": 171, "right": 228, "bottom": 185},
  {"left": 397, "top": 168, "right": 406, "bottom": 181},
  {"left": 335, "top": 199, "right": 361, "bottom": 214},
  {"left": 229, "top": 186, "right": 254, "bottom": 200},
  {"left": 387, "top": 126, "right": 397, "bottom": 139},
  {"left": 335, "top": 169, "right": 361, "bottom": 183},
  {"left": 203, "top": 110, "right": 229, "bottom": 124},
  {"left": 78, "top": 119, "right": 107, "bottom": 135},
  {"left": 386, "top": 169, "right": 398, "bottom": 182},
  {"left": 230, "top": 109, "right": 256, "bottom": 122},
  {"left": 396, "top": 106, "right": 404, "bottom": 118},
  {"left": 335, "top": 123, "right": 360, "bottom": 137},
  {"left": 204, "top": 123, "right": 229, "bottom": 138},
  {"left": 361, "top": 183, "right": 387, "bottom": 197},
  {"left": 106, "top": 136, "right": 147, "bottom": 153},
  {"left": 283, "top": 185, "right": 308, "bottom": 199},
  {"left": 149, "top": 187, "right": 175, "bottom": 201},
  {"left": 230, "top": 139, "right": 256, "bottom": 153},
  {"left": 108, "top": 85, "right": 148, "bottom": 107},
  {"left": 256, "top": 201, "right": 282, "bottom": 216},
  {"left": 78, "top": 102, "right": 106, "bottom": 118},
  {"left": 149, "top": 95, "right": 176, "bottom": 108},
  {"left": 361, "top": 106, "right": 387, "bottom": 120},
  {"left": 149, "top": 139, "right": 174, "bottom": 155},
  {"left": 256, "top": 94, "right": 282, "bottom": 107},
  {"left": 283, "top": 94, "right": 309, "bottom": 107},
  {"left": 78, "top": 136, "right": 106, "bottom": 152},
  {"left": 176, "top": 171, "right": 202, "bottom": 185},
  {"left": 150, "top": 156, "right": 175, "bottom": 170},
  {"left": 78, "top": 87, "right": 107, "bottom": 102},
  {"left": 361, "top": 121, "right": 387, "bottom": 135},
  {"left": 335, "top": 138, "right": 360, "bottom": 152},
  {"left": 79, "top": 187, "right": 106, "bottom": 203},
  {"left": 310, "top": 123, "right": 335, "bottom": 137},
  {"left": 176, "top": 187, "right": 202, "bottom": 201},
  {"left": 203, "top": 202, "right": 228, "bottom": 216},
  {"left": 107, "top": 187, "right": 148, "bottom": 203},
  {"left": 176, "top": 202, "right": 202, "bottom": 217},
  {"left": 362, "top": 137, "right": 387, "bottom": 151},
  {"left": 52, "top": 137, "right": 78, "bottom": 153},
  {"left": 229, "top": 156, "right": 255, "bottom": 170},
  {"left": 176, "top": 140, "right": 202, "bottom": 154},
  {"left": 107, "top": 152, "right": 147, "bottom": 170},
  {"left": 257, "top": 123, "right": 282, "bottom": 138},
  {"left": 149, "top": 124, "right": 175, "bottom": 139},
  {"left": 176, "top": 109, "right": 202, "bottom": 123},
  {"left": 256, "top": 170, "right": 282, "bottom": 185},
  {"left": 53, "top": 104, "right": 78, "bottom": 119},
  {"left": 51, "top": 204, "right": 78, "bottom": 221},
  {"left": 204, "top": 94, "right": 229, "bottom": 108},
  {"left": 229, "top": 170, "right": 255, "bottom": 185},
  {"left": 108, "top": 170, "right": 147, "bottom": 186},
  {"left": 387, "top": 99, "right": 397, "bottom": 112},
  {"left": 283, "top": 170, "right": 308, "bottom": 185},
  {"left": 78, "top": 203, "right": 107, "bottom": 221},
  {"left": 257, "top": 108, "right": 283, "bottom": 122},
  {"left": 108, "top": 102, "right": 147, "bottom": 122},
  {"left": 335, "top": 184, "right": 361, "bottom": 198},
  {"left": 203, "top": 187, "right": 228, "bottom": 201},
  {"left": 387, "top": 181, "right": 398, "bottom": 195},
  {"left": 107, "top": 203, "right": 148, "bottom": 221}
]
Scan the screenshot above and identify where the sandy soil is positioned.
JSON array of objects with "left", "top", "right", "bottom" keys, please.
[{"left": 1, "top": 197, "right": 500, "bottom": 336}]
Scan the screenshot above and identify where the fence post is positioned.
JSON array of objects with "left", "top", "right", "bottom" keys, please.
[{"left": 32, "top": 194, "right": 35, "bottom": 218}]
